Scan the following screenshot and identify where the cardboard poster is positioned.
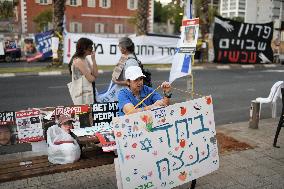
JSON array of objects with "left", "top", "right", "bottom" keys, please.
[
  {"left": 95, "top": 132, "right": 116, "bottom": 152},
  {"left": 16, "top": 109, "right": 44, "bottom": 143},
  {"left": 0, "top": 111, "right": 16, "bottom": 126},
  {"left": 180, "top": 18, "right": 199, "bottom": 54},
  {"left": 92, "top": 102, "right": 118, "bottom": 127},
  {"left": 27, "top": 30, "right": 53, "bottom": 62},
  {"left": 113, "top": 97, "right": 219, "bottom": 189},
  {"left": 54, "top": 105, "right": 90, "bottom": 129}
]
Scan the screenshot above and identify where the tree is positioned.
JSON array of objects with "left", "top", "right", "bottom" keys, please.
[
  {"left": 0, "top": 0, "right": 15, "bottom": 20},
  {"left": 52, "top": 0, "right": 66, "bottom": 65},
  {"left": 154, "top": 1, "right": 167, "bottom": 23},
  {"left": 164, "top": 2, "right": 183, "bottom": 34},
  {"left": 137, "top": 0, "right": 149, "bottom": 35},
  {"left": 194, "top": 0, "right": 219, "bottom": 39},
  {"left": 231, "top": 16, "right": 244, "bottom": 22},
  {"left": 33, "top": 9, "right": 53, "bottom": 32}
]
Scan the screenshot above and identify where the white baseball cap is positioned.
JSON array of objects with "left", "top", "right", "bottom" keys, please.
[{"left": 125, "top": 66, "right": 145, "bottom": 81}]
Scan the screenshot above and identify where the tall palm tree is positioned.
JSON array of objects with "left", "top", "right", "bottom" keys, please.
[
  {"left": 52, "top": 0, "right": 66, "bottom": 65},
  {"left": 137, "top": 0, "right": 149, "bottom": 35}
]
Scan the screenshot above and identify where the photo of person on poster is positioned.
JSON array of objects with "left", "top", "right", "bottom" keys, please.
[
  {"left": 184, "top": 26, "right": 196, "bottom": 44},
  {"left": 0, "top": 126, "right": 17, "bottom": 146}
]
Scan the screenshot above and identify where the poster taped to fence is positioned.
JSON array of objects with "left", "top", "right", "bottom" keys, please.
[{"left": 113, "top": 97, "right": 219, "bottom": 189}]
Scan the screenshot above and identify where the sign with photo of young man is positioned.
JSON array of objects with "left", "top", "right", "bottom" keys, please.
[{"left": 179, "top": 18, "right": 199, "bottom": 54}]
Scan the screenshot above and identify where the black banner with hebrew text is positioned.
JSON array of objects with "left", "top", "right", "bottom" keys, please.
[{"left": 213, "top": 16, "right": 273, "bottom": 64}]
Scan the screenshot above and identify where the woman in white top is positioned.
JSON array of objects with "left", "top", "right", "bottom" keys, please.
[{"left": 68, "top": 38, "right": 98, "bottom": 104}]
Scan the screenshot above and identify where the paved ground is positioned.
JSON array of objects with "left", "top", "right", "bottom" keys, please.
[{"left": 0, "top": 118, "right": 283, "bottom": 189}]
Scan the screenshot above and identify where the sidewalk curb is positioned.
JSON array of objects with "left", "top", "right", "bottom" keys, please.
[{"left": 0, "top": 64, "right": 281, "bottom": 78}]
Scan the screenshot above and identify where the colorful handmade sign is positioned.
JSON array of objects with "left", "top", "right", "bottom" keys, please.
[
  {"left": 113, "top": 97, "right": 219, "bottom": 189},
  {"left": 15, "top": 109, "right": 44, "bottom": 143}
]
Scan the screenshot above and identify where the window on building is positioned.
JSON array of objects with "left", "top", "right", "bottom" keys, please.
[
  {"left": 114, "top": 24, "right": 123, "bottom": 34},
  {"left": 222, "top": 6, "right": 228, "bottom": 10},
  {"left": 230, "top": 12, "right": 235, "bottom": 17},
  {"left": 70, "top": 0, "right": 77, "bottom": 6},
  {"left": 238, "top": 12, "right": 245, "bottom": 17},
  {"left": 40, "top": 0, "right": 47, "bottom": 4},
  {"left": 70, "top": 22, "right": 82, "bottom": 33},
  {"left": 95, "top": 23, "right": 105, "bottom": 33},
  {"left": 66, "top": 0, "right": 82, "bottom": 7},
  {"left": 99, "top": 0, "right": 111, "bottom": 8},
  {"left": 88, "top": 0, "right": 96, "bottom": 7},
  {"left": 222, "top": 13, "right": 228, "bottom": 17},
  {"left": 127, "top": 0, "right": 138, "bottom": 10},
  {"left": 36, "top": 0, "right": 52, "bottom": 4}
]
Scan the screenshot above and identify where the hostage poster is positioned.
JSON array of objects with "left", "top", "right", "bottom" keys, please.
[
  {"left": 213, "top": 16, "right": 273, "bottom": 64},
  {"left": 15, "top": 109, "right": 44, "bottom": 143}
]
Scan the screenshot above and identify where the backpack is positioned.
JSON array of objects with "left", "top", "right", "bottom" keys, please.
[{"left": 128, "top": 57, "right": 152, "bottom": 87}]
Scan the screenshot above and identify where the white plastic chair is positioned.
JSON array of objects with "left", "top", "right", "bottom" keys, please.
[{"left": 256, "top": 81, "right": 284, "bottom": 118}]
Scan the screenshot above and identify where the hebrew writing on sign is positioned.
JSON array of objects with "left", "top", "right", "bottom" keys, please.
[
  {"left": 213, "top": 16, "right": 273, "bottom": 64},
  {"left": 63, "top": 33, "right": 178, "bottom": 65},
  {"left": 27, "top": 30, "right": 53, "bottom": 62},
  {"left": 113, "top": 97, "right": 219, "bottom": 189},
  {"left": 16, "top": 109, "right": 44, "bottom": 143}
]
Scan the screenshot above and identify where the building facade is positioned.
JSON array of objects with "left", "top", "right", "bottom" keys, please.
[
  {"left": 245, "top": 0, "right": 284, "bottom": 24},
  {"left": 18, "top": 0, "right": 154, "bottom": 36},
  {"left": 219, "top": 0, "right": 246, "bottom": 18}
]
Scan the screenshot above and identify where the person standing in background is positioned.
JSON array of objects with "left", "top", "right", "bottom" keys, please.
[
  {"left": 68, "top": 38, "right": 98, "bottom": 104},
  {"left": 112, "top": 37, "right": 139, "bottom": 87},
  {"left": 200, "top": 40, "right": 207, "bottom": 63}
]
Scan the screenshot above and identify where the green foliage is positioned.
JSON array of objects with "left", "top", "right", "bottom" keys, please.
[
  {"left": 154, "top": 1, "right": 167, "bottom": 23},
  {"left": 0, "top": 0, "right": 16, "bottom": 20},
  {"left": 33, "top": 9, "right": 53, "bottom": 32},
  {"left": 164, "top": 2, "right": 183, "bottom": 33},
  {"left": 154, "top": 0, "right": 183, "bottom": 34},
  {"left": 231, "top": 16, "right": 244, "bottom": 22}
]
